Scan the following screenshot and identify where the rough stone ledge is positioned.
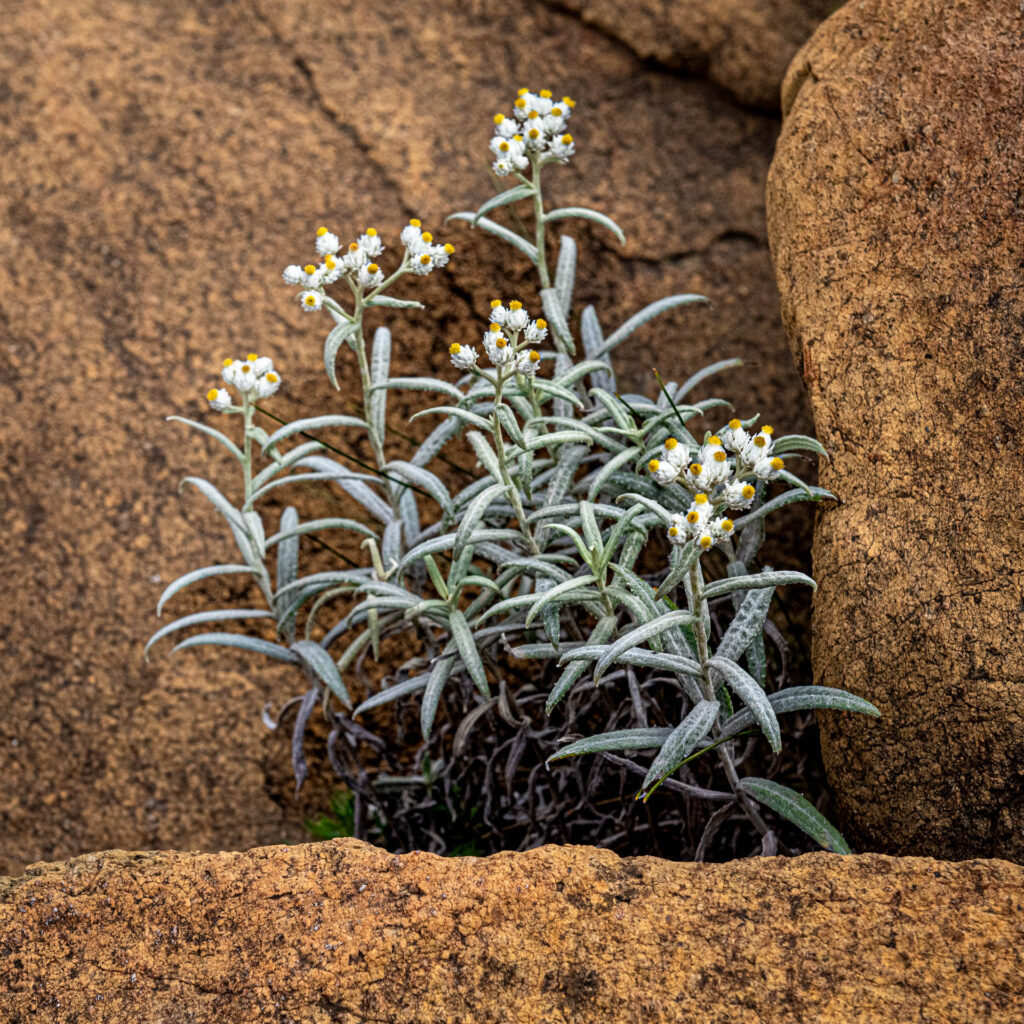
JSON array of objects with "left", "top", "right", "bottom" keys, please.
[{"left": 1, "top": 840, "right": 1023, "bottom": 1023}]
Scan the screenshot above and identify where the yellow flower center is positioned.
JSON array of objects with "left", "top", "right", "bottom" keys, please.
[
  {"left": 316, "top": 226, "right": 328, "bottom": 237},
  {"left": 528, "top": 350, "right": 539, "bottom": 362},
  {"left": 721, "top": 519, "right": 734, "bottom": 532},
  {"left": 700, "top": 536, "right": 713, "bottom": 549},
  {"left": 771, "top": 457, "right": 784, "bottom": 470},
  {"left": 561, "top": 133, "right": 573, "bottom": 144},
  {"left": 690, "top": 463, "right": 703, "bottom": 476},
  {"left": 528, "top": 128, "right": 540, "bottom": 139},
  {"left": 490, "top": 299, "right": 502, "bottom": 308},
  {"left": 304, "top": 264, "right": 316, "bottom": 274},
  {"left": 444, "top": 243, "right": 455, "bottom": 254},
  {"left": 304, "top": 295, "right": 317, "bottom": 305},
  {"left": 551, "top": 107, "right": 562, "bottom": 116},
  {"left": 514, "top": 98, "right": 526, "bottom": 109},
  {"left": 409, "top": 218, "right": 422, "bottom": 227},
  {"left": 713, "top": 451, "right": 727, "bottom": 463},
  {"left": 489, "top": 323, "right": 502, "bottom": 333},
  {"left": 754, "top": 436, "right": 767, "bottom": 448},
  {"left": 563, "top": 96, "right": 575, "bottom": 108},
  {"left": 419, "top": 254, "right": 431, "bottom": 265},
  {"left": 222, "top": 358, "right": 233, "bottom": 367},
  {"left": 669, "top": 527, "right": 679, "bottom": 537},
  {"left": 367, "top": 263, "right": 379, "bottom": 274},
  {"left": 207, "top": 389, "right": 219, "bottom": 401},
  {"left": 708, "top": 435, "right": 722, "bottom": 445},
  {"left": 493, "top": 114, "right": 504, "bottom": 124},
  {"left": 449, "top": 343, "right": 461, "bottom": 354},
  {"left": 366, "top": 228, "right": 377, "bottom": 237},
  {"left": 496, "top": 338, "right": 506, "bottom": 348},
  {"left": 266, "top": 372, "right": 278, "bottom": 383},
  {"left": 517, "top": 87, "right": 529, "bottom": 97},
  {"left": 499, "top": 141, "right": 510, "bottom": 151},
  {"left": 686, "top": 511, "right": 699, "bottom": 524},
  {"left": 535, "top": 319, "right": 547, "bottom": 329},
  {"left": 539, "top": 89, "right": 552, "bottom": 99},
  {"left": 349, "top": 242, "right": 359, "bottom": 251},
  {"left": 648, "top": 459, "right": 660, "bottom": 472},
  {"left": 763, "top": 425, "right": 774, "bottom": 435},
  {"left": 742, "top": 484, "right": 756, "bottom": 499},
  {"left": 247, "top": 353, "right": 257, "bottom": 361},
  {"left": 421, "top": 231, "right": 433, "bottom": 242},
  {"left": 665, "top": 438, "right": 678, "bottom": 450},
  {"left": 695, "top": 493, "right": 708, "bottom": 504},
  {"left": 509, "top": 300, "right": 522, "bottom": 310},
  {"left": 729, "top": 418, "right": 742, "bottom": 430}
]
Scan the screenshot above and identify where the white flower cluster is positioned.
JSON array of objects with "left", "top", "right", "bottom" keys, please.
[
  {"left": 448, "top": 300, "right": 548, "bottom": 374},
  {"left": 282, "top": 222, "right": 454, "bottom": 311},
  {"left": 490, "top": 88, "right": 576, "bottom": 176},
  {"left": 207, "top": 353, "right": 281, "bottom": 411},
  {"left": 667, "top": 493, "right": 735, "bottom": 551}
]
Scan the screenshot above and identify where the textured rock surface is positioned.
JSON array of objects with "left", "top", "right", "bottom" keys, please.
[
  {"left": 547, "top": 0, "right": 837, "bottom": 110},
  {"left": 0, "top": 0, "right": 819, "bottom": 873},
  {"left": 3, "top": 840, "right": 1024, "bottom": 1023},
  {"left": 767, "top": 0, "right": 1024, "bottom": 859}
]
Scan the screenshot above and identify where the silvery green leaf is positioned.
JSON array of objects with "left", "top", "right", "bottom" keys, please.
[
  {"left": 529, "top": 416, "right": 623, "bottom": 452},
  {"left": 525, "top": 430, "right": 593, "bottom": 451},
  {"left": 246, "top": 424, "right": 273, "bottom": 450},
  {"left": 580, "top": 307, "right": 614, "bottom": 393},
  {"left": 381, "top": 519, "right": 403, "bottom": 571},
  {"left": 771, "top": 434, "right": 829, "bottom": 459},
  {"left": 166, "top": 416, "right": 244, "bottom": 463},
  {"left": 654, "top": 543, "right": 701, "bottom": 601},
  {"left": 559, "top": 646, "right": 700, "bottom": 677},
  {"left": 145, "top": 608, "right": 276, "bottom": 660},
  {"left": 291, "top": 639, "right": 351, "bottom": 709},
  {"left": 707, "top": 656, "right": 780, "bottom": 753},
  {"left": 266, "top": 516, "right": 377, "bottom": 547},
  {"left": 551, "top": 351, "right": 573, "bottom": 418},
  {"left": 737, "top": 778, "right": 851, "bottom": 854},
  {"left": 717, "top": 584, "right": 774, "bottom": 664},
  {"left": 577, "top": 500, "right": 602, "bottom": 552},
  {"left": 385, "top": 461, "right": 452, "bottom": 517},
  {"left": 501, "top": 557, "right": 573, "bottom": 582},
  {"left": 369, "top": 327, "right": 391, "bottom": 444},
  {"left": 540, "top": 287, "right": 576, "bottom": 356},
  {"left": 641, "top": 700, "right": 720, "bottom": 795},
  {"left": 703, "top": 570, "right": 815, "bottom": 601},
  {"left": 544, "top": 615, "right": 616, "bottom": 713},
  {"left": 244, "top": 510, "right": 266, "bottom": 560},
  {"left": 776, "top": 468, "right": 815, "bottom": 497},
  {"left": 456, "top": 573, "right": 502, "bottom": 594},
  {"left": 248, "top": 440, "right": 328, "bottom": 497},
  {"left": 353, "top": 673, "right": 430, "bottom": 717},
  {"left": 594, "top": 294, "right": 709, "bottom": 359},
  {"left": 466, "top": 430, "right": 503, "bottom": 482},
  {"left": 261, "top": 415, "right": 368, "bottom": 452},
  {"left": 179, "top": 476, "right": 245, "bottom": 532},
  {"left": 537, "top": 523, "right": 592, "bottom": 564},
  {"left": 548, "top": 728, "right": 672, "bottom": 763},
  {"left": 296, "top": 456, "right": 393, "bottom": 525},
  {"left": 274, "top": 569, "right": 369, "bottom": 605},
  {"left": 526, "top": 377, "right": 585, "bottom": 409},
  {"left": 324, "top": 321, "right": 361, "bottom": 390},
  {"left": 454, "top": 481, "right": 508, "bottom": 555},
  {"left": 518, "top": 449, "right": 534, "bottom": 500},
  {"left": 156, "top": 564, "right": 255, "bottom": 616},
  {"left": 410, "top": 405, "right": 493, "bottom": 431},
  {"left": 170, "top": 631, "right": 300, "bottom": 664},
  {"left": 600, "top": 503, "right": 647, "bottom": 568},
  {"left": 593, "top": 611, "right": 697, "bottom": 682},
  {"left": 721, "top": 686, "right": 881, "bottom": 738},
  {"left": 730, "top": 486, "right": 835, "bottom": 531},
  {"left": 614, "top": 492, "right": 673, "bottom": 525},
  {"left": 412, "top": 417, "right": 464, "bottom": 468},
  {"left": 373, "top": 376, "right": 465, "bottom": 401},
  {"left": 496, "top": 404, "right": 525, "bottom": 448},
  {"left": 674, "top": 357, "right": 743, "bottom": 400},
  {"left": 588, "top": 387, "right": 633, "bottom": 433},
  {"left": 472, "top": 183, "right": 536, "bottom": 224},
  {"left": 365, "top": 296, "right": 425, "bottom": 310},
  {"left": 398, "top": 528, "right": 521, "bottom": 572},
  {"left": 525, "top": 575, "right": 599, "bottom": 626},
  {"left": 735, "top": 509, "right": 765, "bottom": 565},
  {"left": 543, "top": 206, "right": 626, "bottom": 246},
  {"left": 554, "top": 234, "right": 577, "bottom": 316},
  {"left": 449, "top": 608, "right": 489, "bottom": 698},
  {"left": 421, "top": 644, "right": 457, "bottom": 737},
  {"left": 446, "top": 212, "right": 539, "bottom": 262}
]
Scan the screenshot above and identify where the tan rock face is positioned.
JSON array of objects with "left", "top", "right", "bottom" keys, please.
[
  {"left": 2, "top": 840, "right": 1023, "bottom": 1023},
  {"left": 0, "top": 0, "right": 822, "bottom": 873},
  {"left": 767, "top": 0, "right": 1024, "bottom": 859},
  {"left": 546, "top": 0, "right": 838, "bottom": 110}
]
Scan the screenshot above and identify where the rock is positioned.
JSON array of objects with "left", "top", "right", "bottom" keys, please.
[
  {"left": 0, "top": 0, "right": 818, "bottom": 873},
  {"left": 2, "top": 841, "right": 1023, "bottom": 1022},
  {"left": 545, "top": 0, "right": 837, "bottom": 110},
  {"left": 766, "top": 0, "right": 1024, "bottom": 859}
]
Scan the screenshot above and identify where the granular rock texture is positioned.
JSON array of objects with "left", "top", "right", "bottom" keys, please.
[
  {"left": 3, "top": 840, "right": 1023, "bottom": 1024},
  {"left": 0, "top": 0, "right": 820, "bottom": 873},
  {"left": 546, "top": 0, "right": 837, "bottom": 110},
  {"left": 767, "top": 0, "right": 1024, "bottom": 859}
]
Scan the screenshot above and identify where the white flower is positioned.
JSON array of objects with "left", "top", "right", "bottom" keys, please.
[
  {"left": 234, "top": 361, "right": 259, "bottom": 393},
  {"left": 721, "top": 478, "right": 757, "bottom": 510},
  {"left": 547, "top": 132, "right": 575, "bottom": 162},
  {"left": 256, "top": 369, "right": 282, "bottom": 399},
  {"left": 410, "top": 250, "right": 437, "bottom": 275},
  {"left": 752, "top": 454, "right": 785, "bottom": 481},
  {"left": 542, "top": 107, "right": 569, "bottom": 135},
  {"left": 681, "top": 493, "right": 713, "bottom": 534},
  {"left": 298, "top": 290, "right": 323, "bottom": 312},
  {"left": 647, "top": 457, "right": 680, "bottom": 487},
  {"left": 322, "top": 255, "right": 343, "bottom": 284},
  {"left": 490, "top": 300, "right": 529, "bottom": 330},
  {"left": 667, "top": 514, "right": 690, "bottom": 547},
  {"left": 357, "top": 229, "right": 384, "bottom": 258},
  {"left": 524, "top": 318, "right": 548, "bottom": 344},
  {"left": 221, "top": 359, "right": 244, "bottom": 388},
  {"left": 401, "top": 219, "right": 424, "bottom": 251},
  {"left": 299, "top": 263, "right": 324, "bottom": 288},
  {"left": 516, "top": 350, "right": 541, "bottom": 377},
  {"left": 248, "top": 354, "right": 273, "bottom": 376},
  {"left": 449, "top": 343, "right": 478, "bottom": 370},
  {"left": 315, "top": 227, "right": 340, "bottom": 257},
  {"left": 711, "top": 516, "right": 735, "bottom": 539},
  {"left": 206, "top": 387, "right": 231, "bottom": 412},
  {"left": 492, "top": 113, "right": 517, "bottom": 138},
  {"left": 429, "top": 242, "right": 455, "bottom": 268},
  {"left": 661, "top": 436, "right": 689, "bottom": 469},
  {"left": 522, "top": 119, "right": 546, "bottom": 151},
  {"left": 483, "top": 325, "right": 515, "bottom": 366},
  {"left": 282, "top": 264, "right": 304, "bottom": 286},
  {"left": 694, "top": 435, "right": 732, "bottom": 487},
  {"left": 492, "top": 156, "right": 515, "bottom": 177},
  {"left": 341, "top": 243, "right": 368, "bottom": 272},
  {"left": 357, "top": 262, "right": 385, "bottom": 290}
]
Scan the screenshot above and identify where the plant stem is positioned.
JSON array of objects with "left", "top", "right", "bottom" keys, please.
[
  {"left": 531, "top": 156, "right": 550, "bottom": 289},
  {"left": 491, "top": 371, "right": 540, "bottom": 555}
]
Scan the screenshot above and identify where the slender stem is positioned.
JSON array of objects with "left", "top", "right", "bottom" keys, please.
[
  {"left": 531, "top": 156, "right": 550, "bottom": 289},
  {"left": 242, "top": 398, "right": 254, "bottom": 505},
  {"left": 491, "top": 370, "right": 539, "bottom": 555}
]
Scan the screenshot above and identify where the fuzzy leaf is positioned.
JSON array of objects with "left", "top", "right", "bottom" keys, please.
[
  {"left": 545, "top": 615, "right": 617, "bottom": 713},
  {"left": 449, "top": 608, "right": 489, "bottom": 698},
  {"left": 369, "top": 327, "right": 391, "bottom": 445},
  {"left": 717, "top": 585, "right": 774, "bottom": 664},
  {"left": 266, "top": 516, "right": 378, "bottom": 547},
  {"left": 420, "top": 644, "right": 457, "bottom": 737},
  {"left": 156, "top": 564, "right": 255, "bottom": 616},
  {"left": 721, "top": 686, "right": 881, "bottom": 738},
  {"left": 737, "top": 778, "right": 851, "bottom": 854},
  {"left": 702, "top": 570, "right": 815, "bottom": 601},
  {"left": 385, "top": 461, "right": 452, "bottom": 516},
  {"left": 525, "top": 575, "right": 599, "bottom": 626},
  {"left": 145, "top": 608, "right": 275, "bottom": 660},
  {"left": 548, "top": 728, "right": 672, "bottom": 763},
  {"left": 373, "top": 376, "right": 465, "bottom": 401},
  {"left": 730, "top": 486, "right": 835, "bottom": 531},
  {"left": 473, "top": 183, "right": 536, "bottom": 224},
  {"left": 260, "top": 415, "right": 368, "bottom": 452},
  {"left": 554, "top": 235, "right": 577, "bottom": 316},
  {"left": 540, "top": 287, "right": 576, "bottom": 356},
  {"left": 410, "top": 405, "right": 493, "bottom": 431},
  {"left": 593, "top": 610, "right": 697, "bottom": 682},
  {"left": 594, "top": 294, "right": 709, "bottom": 359},
  {"left": 707, "top": 656, "right": 780, "bottom": 752},
  {"left": 641, "top": 700, "right": 720, "bottom": 795},
  {"left": 365, "top": 295, "right": 425, "bottom": 310},
  {"left": 454, "top": 481, "right": 508, "bottom": 555},
  {"left": 544, "top": 206, "right": 626, "bottom": 245},
  {"left": 353, "top": 673, "right": 430, "bottom": 717},
  {"left": 446, "top": 212, "right": 539, "bottom": 262},
  {"left": 291, "top": 639, "right": 351, "bottom": 708},
  {"left": 166, "top": 416, "right": 243, "bottom": 462},
  {"left": 170, "top": 631, "right": 300, "bottom": 664},
  {"left": 324, "top": 321, "right": 361, "bottom": 390}
]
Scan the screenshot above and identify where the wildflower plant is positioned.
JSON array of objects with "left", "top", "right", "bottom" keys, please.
[{"left": 150, "top": 87, "right": 879, "bottom": 859}]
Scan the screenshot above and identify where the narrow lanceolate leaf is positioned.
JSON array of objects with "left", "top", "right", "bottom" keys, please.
[
  {"left": 466, "top": 430, "right": 503, "bottom": 483},
  {"left": 525, "top": 575, "right": 599, "bottom": 627},
  {"left": 548, "top": 728, "right": 672, "bottom": 764},
  {"left": 730, "top": 485, "right": 835, "bottom": 531},
  {"left": 449, "top": 608, "right": 489, "bottom": 699},
  {"left": 275, "top": 507, "right": 300, "bottom": 616},
  {"left": 771, "top": 434, "right": 829, "bottom": 459},
  {"left": 373, "top": 376, "right": 465, "bottom": 401},
  {"left": 352, "top": 673, "right": 430, "bottom": 717},
  {"left": 324, "top": 321, "right": 360, "bottom": 390},
  {"left": 260, "top": 415, "right": 368, "bottom": 452},
  {"left": 717, "top": 585, "right": 774, "bottom": 664},
  {"left": 420, "top": 644, "right": 457, "bottom": 738},
  {"left": 559, "top": 646, "right": 701, "bottom": 678},
  {"left": 554, "top": 234, "right": 577, "bottom": 316},
  {"left": 364, "top": 295, "right": 424, "bottom": 310},
  {"left": 703, "top": 570, "right": 816, "bottom": 601},
  {"left": 674, "top": 358, "right": 743, "bottom": 400},
  {"left": 156, "top": 564, "right": 255, "bottom": 616},
  {"left": 545, "top": 616, "right": 616, "bottom": 713},
  {"left": 410, "top": 405, "right": 493, "bottom": 432},
  {"left": 641, "top": 701, "right": 721, "bottom": 796},
  {"left": 707, "top": 656, "right": 781, "bottom": 753},
  {"left": 266, "top": 516, "right": 378, "bottom": 547},
  {"left": 655, "top": 543, "right": 701, "bottom": 602},
  {"left": 593, "top": 611, "right": 697, "bottom": 682},
  {"left": 445, "top": 212, "right": 539, "bottom": 262},
  {"left": 543, "top": 206, "right": 626, "bottom": 246},
  {"left": 541, "top": 287, "right": 576, "bottom": 356},
  {"left": 145, "top": 609, "right": 275, "bottom": 660},
  {"left": 369, "top": 327, "right": 391, "bottom": 445},
  {"left": 737, "top": 778, "right": 851, "bottom": 855},
  {"left": 296, "top": 456, "right": 393, "bottom": 525},
  {"left": 170, "top": 632, "right": 300, "bottom": 664},
  {"left": 594, "top": 294, "right": 709, "bottom": 359},
  {"left": 472, "top": 183, "right": 535, "bottom": 223},
  {"left": 179, "top": 476, "right": 245, "bottom": 531},
  {"left": 291, "top": 639, "right": 351, "bottom": 709},
  {"left": 166, "top": 416, "right": 243, "bottom": 462},
  {"left": 384, "top": 461, "right": 452, "bottom": 516},
  {"left": 454, "top": 481, "right": 508, "bottom": 555},
  {"left": 720, "top": 686, "right": 881, "bottom": 738}
]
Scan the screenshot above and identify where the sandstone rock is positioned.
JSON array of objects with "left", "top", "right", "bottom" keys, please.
[
  {"left": 767, "top": 0, "right": 1024, "bottom": 859},
  {"left": 0, "top": 0, "right": 817, "bottom": 873},
  {"left": 2, "top": 840, "right": 1023, "bottom": 1022},
  {"left": 546, "top": 0, "right": 837, "bottom": 110}
]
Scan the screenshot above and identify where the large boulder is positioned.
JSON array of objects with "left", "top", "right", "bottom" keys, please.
[
  {"left": 0, "top": 0, "right": 822, "bottom": 872},
  {"left": 3, "top": 840, "right": 1023, "bottom": 1022},
  {"left": 767, "top": 0, "right": 1024, "bottom": 859}
]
